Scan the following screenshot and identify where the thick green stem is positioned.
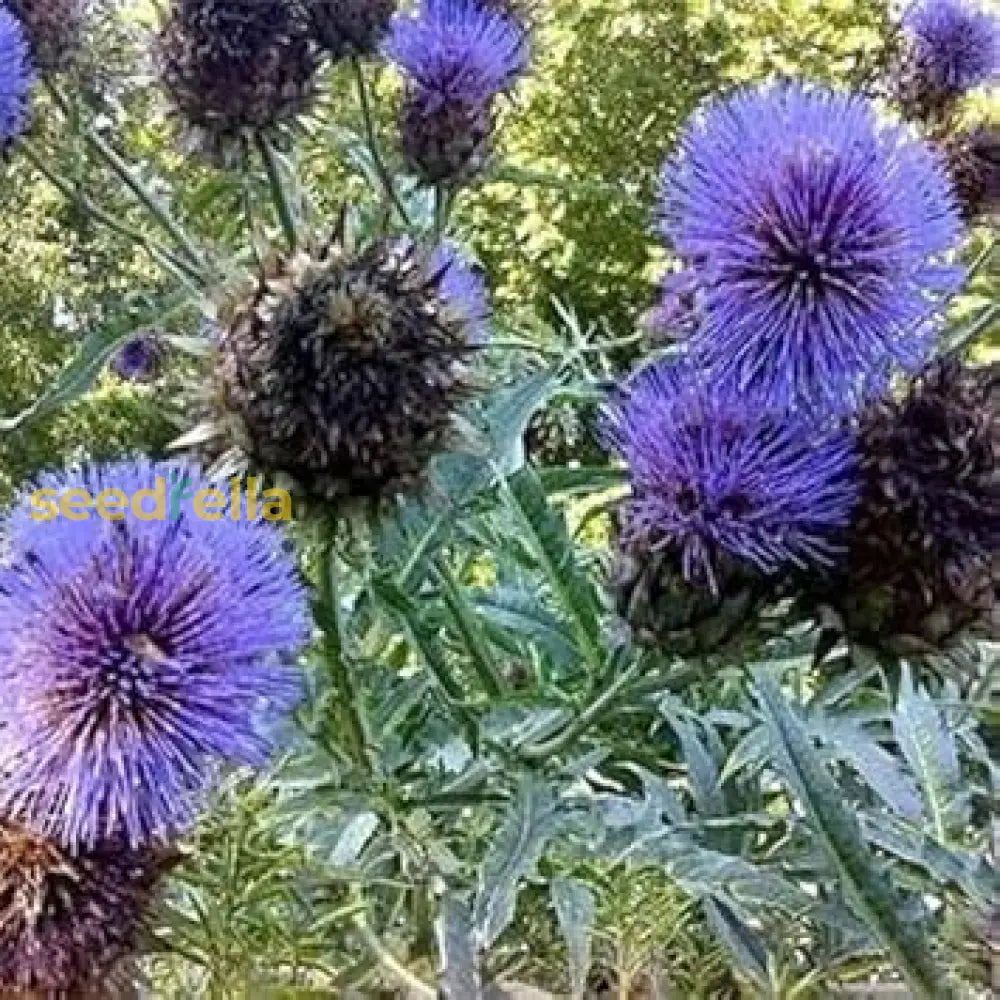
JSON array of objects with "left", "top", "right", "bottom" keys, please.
[
  {"left": 351, "top": 894, "right": 436, "bottom": 999},
  {"left": 520, "top": 658, "right": 647, "bottom": 761},
  {"left": 256, "top": 133, "right": 298, "bottom": 251},
  {"left": 433, "top": 182, "right": 451, "bottom": 240},
  {"left": 351, "top": 56, "right": 411, "bottom": 225},
  {"left": 44, "top": 78, "right": 205, "bottom": 271},
  {"left": 316, "top": 541, "right": 370, "bottom": 769},
  {"left": 432, "top": 557, "right": 503, "bottom": 697},
  {"left": 20, "top": 138, "right": 204, "bottom": 286}
]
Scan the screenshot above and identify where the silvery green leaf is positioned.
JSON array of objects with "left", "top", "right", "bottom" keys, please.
[
  {"left": 550, "top": 877, "right": 595, "bottom": 1000},
  {"left": 473, "top": 776, "right": 564, "bottom": 949}
]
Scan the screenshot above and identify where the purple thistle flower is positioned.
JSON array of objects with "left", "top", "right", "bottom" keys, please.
[
  {"left": 110, "top": 331, "right": 166, "bottom": 382},
  {"left": 384, "top": 0, "right": 529, "bottom": 182},
  {"left": 0, "top": 459, "right": 308, "bottom": 850},
  {"left": 0, "top": 7, "right": 34, "bottom": 145},
  {"left": 432, "top": 241, "right": 491, "bottom": 344},
  {"left": 602, "top": 359, "right": 858, "bottom": 593},
  {"left": 902, "top": 0, "right": 1000, "bottom": 98},
  {"left": 661, "top": 83, "right": 965, "bottom": 417}
]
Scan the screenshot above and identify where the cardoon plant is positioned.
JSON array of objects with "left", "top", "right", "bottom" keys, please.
[
  {"left": 156, "top": 0, "right": 319, "bottom": 159},
  {"left": 0, "top": 459, "right": 308, "bottom": 850},
  {"left": 0, "top": 817, "right": 164, "bottom": 993},
  {"left": 384, "top": 0, "right": 529, "bottom": 183},
  {"left": 897, "top": 0, "right": 1000, "bottom": 118},
  {"left": 661, "top": 83, "right": 964, "bottom": 416},
  {"left": 602, "top": 358, "right": 858, "bottom": 595},
  {"left": 0, "top": 6, "right": 34, "bottom": 145},
  {"left": 201, "top": 234, "right": 488, "bottom": 502}
]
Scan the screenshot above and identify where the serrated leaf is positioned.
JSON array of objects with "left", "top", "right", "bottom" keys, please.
[
  {"left": 893, "top": 663, "right": 964, "bottom": 842},
  {"left": 667, "top": 717, "right": 725, "bottom": 817},
  {"left": 486, "top": 371, "right": 561, "bottom": 475},
  {"left": 502, "top": 467, "right": 605, "bottom": 670},
  {"left": 328, "top": 811, "right": 380, "bottom": 867},
  {"left": 473, "top": 776, "right": 563, "bottom": 949},
  {"left": 550, "top": 877, "right": 595, "bottom": 1000},
  {"left": 813, "top": 717, "right": 923, "bottom": 821},
  {"left": 703, "top": 897, "right": 769, "bottom": 988},
  {"left": 437, "top": 893, "right": 482, "bottom": 1000},
  {"left": 473, "top": 586, "right": 577, "bottom": 665},
  {"left": 754, "top": 674, "right": 950, "bottom": 1000}
]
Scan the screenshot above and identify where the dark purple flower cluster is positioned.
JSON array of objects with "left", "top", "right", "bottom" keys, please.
[{"left": 384, "top": 0, "right": 529, "bottom": 183}]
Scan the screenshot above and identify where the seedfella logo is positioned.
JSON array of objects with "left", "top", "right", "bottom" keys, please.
[{"left": 30, "top": 472, "right": 292, "bottom": 522}]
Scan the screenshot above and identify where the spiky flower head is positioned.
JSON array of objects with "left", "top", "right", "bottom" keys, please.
[
  {"left": 110, "top": 330, "right": 166, "bottom": 382},
  {"left": 942, "top": 124, "right": 1000, "bottom": 221},
  {"left": 602, "top": 358, "right": 858, "bottom": 595},
  {"left": 0, "top": 458, "right": 308, "bottom": 850},
  {"left": 6, "top": 0, "right": 89, "bottom": 72},
  {"left": 899, "top": 0, "right": 1000, "bottom": 116},
  {"left": 209, "top": 234, "right": 486, "bottom": 502},
  {"left": 384, "top": 0, "right": 529, "bottom": 183},
  {"left": 156, "top": 0, "right": 318, "bottom": 160},
  {"left": 661, "top": 83, "right": 964, "bottom": 417},
  {"left": 844, "top": 359, "right": 1000, "bottom": 646},
  {"left": 0, "top": 6, "right": 34, "bottom": 145},
  {"left": 0, "top": 817, "right": 162, "bottom": 993},
  {"left": 304, "top": 0, "right": 396, "bottom": 59}
]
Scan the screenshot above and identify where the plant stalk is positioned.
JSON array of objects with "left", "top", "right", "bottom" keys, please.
[
  {"left": 316, "top": 541, "right": 370, "bottom": 770},
  {"left": 44, "top": 77, "right": 205, "bottom": 271},
  {"left": 351, "top": 56, "right": 411, "bottom": 225}
]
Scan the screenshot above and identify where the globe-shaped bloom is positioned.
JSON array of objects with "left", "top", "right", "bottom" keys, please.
[
  {"left": 0, "top": 7, "right": 34, "bottom": 145},
  {"left": 0, "top": 817, "right": 162, "bottom": 992},
  {"left": 384, "top": 0, "right": 529, "bottom": 182},
  {"left": 661, "top": 84, "right": 964, "bottom": 416},
  {"left": 602, "top": 359, "right": 859, "bottom": 594},
  {"left": 206, "top": 234, "right": 484, "bottom": 503},
  {"left": 156, "top": 0, "right": 318, "bottom": 160},
  {"left": 902, "top": 0, "right": 1000, "bottom": 100},
  {"left": 0, "top": 459, "right": 308, "bottom": 850}
]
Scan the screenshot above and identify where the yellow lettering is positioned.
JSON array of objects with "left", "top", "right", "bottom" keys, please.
[
  {"left": 131, "top": 476, "right": 167, "bottom": 521},
  {"left": 60, "top": 488, "right": 93, "bottom": 522},
  {"left": 193, "top": 488, "right": 226, "bottom": 521},
  {"left": 29, "top": 488, "right": 59, "bottom": 522},
  {"left": 95, "top": 488, "right": 128, "bottom": 521},
  {"left": 229, "top": 476, "right": 241, "bottom": 521},
  {"left": 261, "top": 489, "right": 292, "bottom": 521}
]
